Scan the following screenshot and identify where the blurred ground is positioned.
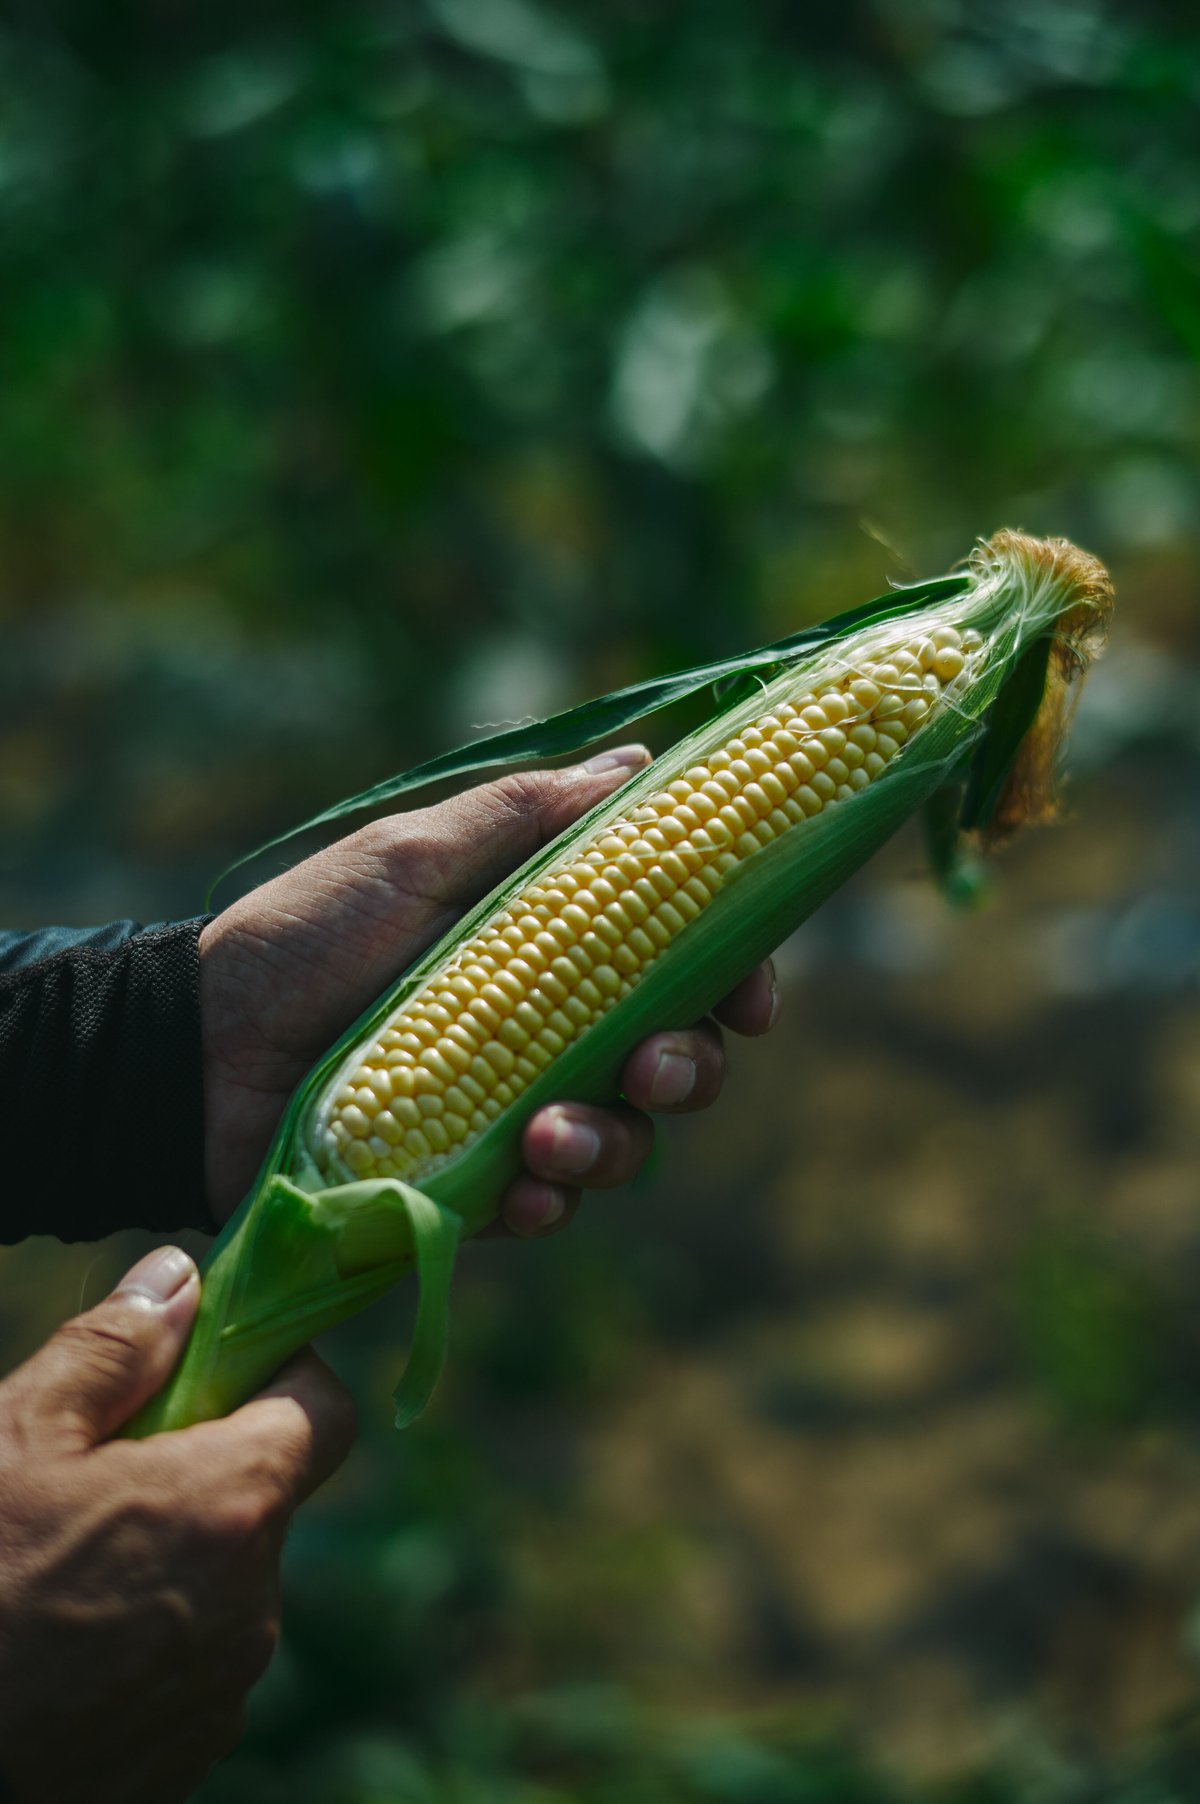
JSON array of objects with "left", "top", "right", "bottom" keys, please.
[
  {"left": 2, "top": 3, "right": 1200, "bottom": 1799},
  {"left": 9, "top": 644, "right": 1200, "bottom": 1802}
]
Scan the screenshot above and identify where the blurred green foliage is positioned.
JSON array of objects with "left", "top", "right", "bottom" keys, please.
[
  {"left": 3, "top": 1, "right": 1200, "bottom": 1800},
  {"left": 1014, "top": 1226, "right": 1165, "bottom": 1431},
  {"left": 3, "top": 0, "right": 1199, "bottom": 912}
]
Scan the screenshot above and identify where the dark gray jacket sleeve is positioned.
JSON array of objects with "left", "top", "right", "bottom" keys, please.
[{"left": 0, "top": 918, "right": 214, "bottom": 1244}]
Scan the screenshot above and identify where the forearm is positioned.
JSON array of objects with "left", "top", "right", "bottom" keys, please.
[{"left": 0, "top": 918, "right": 214, "bottom": 1244}]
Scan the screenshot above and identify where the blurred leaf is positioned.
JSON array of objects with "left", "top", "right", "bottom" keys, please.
[{"left": 1014, "top": 1226, "right": 1165, "bottom": 1430}]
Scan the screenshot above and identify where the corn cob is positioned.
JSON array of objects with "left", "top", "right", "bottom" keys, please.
[
  {"left": 311, "top": 623, "right": 982, "bottom": 1192},
  {"left": 130, "top": 530, "right": 1113, "bottom": 1437}
]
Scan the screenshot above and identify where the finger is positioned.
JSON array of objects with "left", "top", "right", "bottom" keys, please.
[
  {"left": 375, "top": 747, "right": 652, "bottom": 908},
  {"left": 495, "top": 1174, "right": 582, "bottom": 1238},
  {"left": 523, "top": 1099, "right": 654, "bottom": 1189},
  {"left": 5, "top": 1247, "right": 200, "bottom": 1447},
  {"left": 711, "top": 958, "right": 781, "bottom": 1037},
  {"left": 620, "top": 1018, "right": 726, "bottom": 1114},
  {"left": 224, "top": 1349, "right": 358, "bottom": 1507}
]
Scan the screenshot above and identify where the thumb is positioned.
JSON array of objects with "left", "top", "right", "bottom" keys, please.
[
  {"left": 9, "top": 1247, "right": 200, "bottom": 1447},
  {"left": 425, "top": 744, "right": 653, "bottom": 904}
]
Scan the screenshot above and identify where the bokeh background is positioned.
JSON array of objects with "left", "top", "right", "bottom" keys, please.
[{"left": 3, "top": 2, "right": 1200, "bottom": 1799}]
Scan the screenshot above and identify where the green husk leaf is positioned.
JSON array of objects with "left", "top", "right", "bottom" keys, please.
[
  {"left": 206, "top": 573, "right": 968, "bottom": 904},
  {"left": 125, "top": 1175, "right": 461, "bottom": 1437},
  {"left": 385, "top": 1185, "right": 460, "bottom": 1428},
  {"left": 959, "top": 632, "right": 1055, "bottom": 834},
  {"left": 923, "top": 777, "right": 988, "bottom": 908}
]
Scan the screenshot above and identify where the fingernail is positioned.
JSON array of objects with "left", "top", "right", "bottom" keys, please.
[
  {"left": 549, "top": 1109, "right": 601, "bottom": 1175},
  {"left": 581, "top": 743, "right": 651, "bottom": 776},
  {"left": 767, "top": 979, "right": 782, "bottom": 1031},
  {"left": 650, "top": 1051, "right": 696, "bottom": 1107},
  {"left": 114, "top": 1246, "right": 196, "bottom": 1305},
  {"left": 534, "top": 1186, "right": 566, "bottom": 1229}
]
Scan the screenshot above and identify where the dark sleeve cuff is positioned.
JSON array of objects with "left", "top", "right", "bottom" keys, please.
[{"left": 0, "top": 918, "right": 214, "bottom": 1245}]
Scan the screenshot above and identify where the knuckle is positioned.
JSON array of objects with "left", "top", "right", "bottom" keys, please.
[
  {"left": 108, "top": 1488, "right": 181, "bottom": 1555},
  {"left": 0, "top": 1379, "right": 50, "bottom": 1469},
  {"left": 208, "top": 1481, "right": 286, "bottom": 1552},
  {"left": 357, "top": 818, "right": 463, "bottom": 919},
  {"left": 272, "top": 1416, "right": 323, "bottom": 1490},
  {"left": 352, "top": 817, "right": 428, "bottom": 889},
  {"left": 489, "top": 769, "right": 559, "bottom": 820},
  {"left": 359, "top": 813, "right": 430, "bottom": 870},
  {"left": 348, "top": 811, "right": 400, "bottom": 861},
  {"left": 141, "top": 1584, "right": 199, "bottom": 1660},
  {"left": 56, "top": 1312, "right": 145, "bottom": 1383}
]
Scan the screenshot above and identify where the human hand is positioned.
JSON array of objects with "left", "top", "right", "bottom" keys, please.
[
  {"left": 200, "top": 749, "right": 780, "bottom": 1232},
  {"left": 0, "top": 1247, "right": 355, "bottom": 1804}
]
